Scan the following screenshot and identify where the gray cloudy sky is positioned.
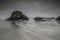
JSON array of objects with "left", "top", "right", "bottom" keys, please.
[{"left": 0, "top": 0, "right": 60, "bottom": 18}]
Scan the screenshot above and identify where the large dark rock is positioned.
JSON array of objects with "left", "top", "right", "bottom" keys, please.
[
  {"left": 55, "top": 16, "right": 60, "bottom": 21},
  {"left": 55, "top": 16, "right": 60, "bottom": 24},
  {"left": 6, "top": 11, "right": 29, "bottom": 21}
]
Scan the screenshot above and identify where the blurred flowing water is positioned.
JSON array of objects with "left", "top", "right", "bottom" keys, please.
[{"left": 0, "top": 18, "right": 60, "bottom": 40}]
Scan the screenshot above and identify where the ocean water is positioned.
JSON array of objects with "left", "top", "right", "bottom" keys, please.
[{"left": 0, "top": 18, "right": 60, "bottom": 40}]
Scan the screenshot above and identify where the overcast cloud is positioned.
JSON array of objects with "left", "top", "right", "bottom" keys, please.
[{"left": 0, "top": 0, "right": 60, "bottom": 18}]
